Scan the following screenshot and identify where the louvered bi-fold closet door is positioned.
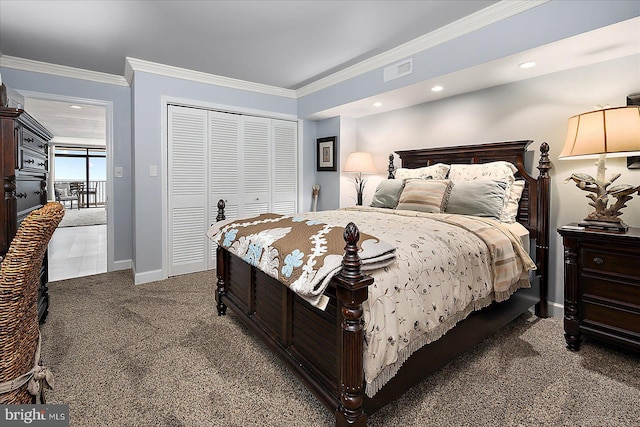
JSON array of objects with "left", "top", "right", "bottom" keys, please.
[
  {"left": 242, "top": 116, "right": 270, "bottom": 216},
  {"left": 208, "top": 111, "right": 241, "bottom": 268},
  {"left": 168, "top": 106, "right": 209, "bottom": 276},
  {"left": 209, "top": 111, "right": 241, "bottom": 220},
  {"left": 271, "top": 119, "right": 298, "bottom": 215}
]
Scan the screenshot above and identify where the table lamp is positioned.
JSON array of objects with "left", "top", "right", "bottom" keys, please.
[
  {"left": 343, "top": 152, "right": 377, "bottom": 205},
  {"left": 560, "top": 106, "right": 640, "bottom": 232}
]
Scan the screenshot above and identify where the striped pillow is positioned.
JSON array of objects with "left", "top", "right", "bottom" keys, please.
[{"left": 396, "top": 179, "right": 453, "bottom": 213}]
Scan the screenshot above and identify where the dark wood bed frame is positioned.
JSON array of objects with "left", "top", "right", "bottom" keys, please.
[{"left": 214, "top": 140, "right": 551, "bottom": 426}]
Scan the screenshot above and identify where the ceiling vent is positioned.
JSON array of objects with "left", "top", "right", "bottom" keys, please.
[{"left": 383, "top": 58, "right": 413, "bottom": 82}]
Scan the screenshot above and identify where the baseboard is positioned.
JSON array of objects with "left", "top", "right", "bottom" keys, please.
[
  {"left": 112, "top": 259, "right": 132, "bottom": 271},
  {"left": 548, "top": 300, "right": 564, "bottom": 318},
  {"left": 134, "top": 268, "right": 164, "bottom": 285}
]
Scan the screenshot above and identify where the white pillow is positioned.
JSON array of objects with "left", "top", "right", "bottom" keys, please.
[
  {"left": 394, "top": 163, "right": 449, "bottom": 180},
  {"left": 448, "top": 161, "right": 517, "bottom": 222},
  {"left": 502, "top": 180, "right": 525, "bottom": 223}
]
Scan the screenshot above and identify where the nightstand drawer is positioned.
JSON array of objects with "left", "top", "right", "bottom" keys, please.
[
  {"left": 582, "top": 248, "right": 639, "bottom": 278},
  {"left": 582, "top": 301, "right": 640, "bottom": 335},
  {"left": 582, "top": 276, "right": 640, "bottom": 307}
]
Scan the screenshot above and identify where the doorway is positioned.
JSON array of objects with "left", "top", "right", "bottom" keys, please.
[
  {"left": 21, "top": 95, "right": 112, "bottom": 281},
  {"left": 49, "top": 146, "right": 107, "bottom": 280}
]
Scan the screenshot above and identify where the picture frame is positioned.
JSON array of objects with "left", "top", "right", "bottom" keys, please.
[{"left": 317, "top": 136, "right": 337, "bottom": 171}]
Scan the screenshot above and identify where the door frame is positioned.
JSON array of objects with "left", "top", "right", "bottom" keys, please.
[
  {"left": 160, "top": 95, "right": 299, "bottom": 279},
  {"left": 19, "top": 90, "right": 115, "bottom": 272}
]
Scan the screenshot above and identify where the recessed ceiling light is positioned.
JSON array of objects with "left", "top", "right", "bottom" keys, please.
[
  {"left": 70, "top": 105, "right": 83, "bottom": 109},
  {"left": 431, "top": 86, "right": 443, "bottom": 92},
  {"left": 518, "top": 61, "right": 536, "bottom": 69},
  {"left": 373, "top": 102, "right": 383, "bottom": 107}
]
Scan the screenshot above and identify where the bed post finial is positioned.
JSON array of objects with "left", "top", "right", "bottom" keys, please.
[
  {"left": 217, "top": 199, "right": 226, "bottom": 222},
  {"left": 334, "top": 222, "right": 373, "bottom": 427},
  {"left": 388, "top": 153, "right": 395, "bottom": 179},
  {"left": 536, "top": 142, "right": 551, "bottom": 318},
  {"left": 216, "top": 199, "right": 227, "bottom": 316}
]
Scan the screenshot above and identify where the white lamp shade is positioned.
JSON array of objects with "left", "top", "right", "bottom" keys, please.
[
  {"left": 343, "top": 152, "right": 377, "bottom": 173},
  {"left": 560, "top": 106, "right": 640, "bottom": 160}
]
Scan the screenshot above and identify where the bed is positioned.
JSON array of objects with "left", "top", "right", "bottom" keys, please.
[{"left": 211, "top": 140, "right": 551, "bottom": 426}]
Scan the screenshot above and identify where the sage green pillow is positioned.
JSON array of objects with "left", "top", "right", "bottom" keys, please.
[
  {"left": 370, "top": 179, "right": 405, "bottom": 209},
  {"left": 445, "top": 180, "right": 507, "bottom": 219}
]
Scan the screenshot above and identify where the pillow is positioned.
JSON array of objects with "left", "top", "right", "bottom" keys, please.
[
  {"left": 445, "top": 180, "right": 508, "bottom": 220},
  {"left": 56, "top": 188, "right": 68, "bottom": 197},
  {"left": 448, "top": 161, "right": 517, "bottom": 221},
  {"left": 394, "top": 163, "right": 449, "bottom": 180},
  {"left": 502, "top": 180, "right": 525, "bottom": 223},
  {"left": 370, "top": 179, "right": 405, "bottom": 209},
  {"left": 396, "top": 179, "right": 452, "bottom": 213}
]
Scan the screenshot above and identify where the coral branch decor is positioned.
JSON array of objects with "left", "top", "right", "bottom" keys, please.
[{"left": 560, "top": 106, "right": 640, "bottom": 232}]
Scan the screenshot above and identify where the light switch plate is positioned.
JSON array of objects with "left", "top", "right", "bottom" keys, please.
[
  {"left": 149, "top": 165, "right": 158, "bottom": 177},
  {"left": 115, "top": 166, "right": 123, "bottom": 177}
]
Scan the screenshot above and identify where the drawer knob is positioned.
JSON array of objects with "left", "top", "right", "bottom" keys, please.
[
  {"left": 16, "top": 192, "right": 27, "bottom": 199},
  {"left": 25, "top": 159, "right": 35, "bottom": 164},
  {"left": 25, "top": 137, "right": 34, "bottom": 143},
  {"left": 593, "top": 257, "right": 604, "bottom": 265}
]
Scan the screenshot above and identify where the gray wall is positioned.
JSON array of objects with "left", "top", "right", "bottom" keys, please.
[
  {"left": 0, "top": 67, "right": 133, "bottom": 266},
  {"left": 300, "top": 119, "right": 317, "bottom": 213},
  {"left": 130, "top": 71, "right": 297, "bottom": 280},
  {"left": 352, "top": 55, "right": 640, "bottom": 315},
  {"left": 314, "top": 116, "right": 341, "bottom": 211}
]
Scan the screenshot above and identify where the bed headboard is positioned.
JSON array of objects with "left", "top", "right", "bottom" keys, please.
[{"left": 389, "top": 140, "right": 551, "bottom": 316}]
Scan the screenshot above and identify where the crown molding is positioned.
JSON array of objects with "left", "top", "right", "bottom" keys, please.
[
  {"left": 0, "top": 55, "right": 128, "bottom": 86},
  {"left": 295, "top": 0, "right": 549, "bottom": 97},
  {"left": 125, "top": 57, "right": 297, "bottom": 99}
]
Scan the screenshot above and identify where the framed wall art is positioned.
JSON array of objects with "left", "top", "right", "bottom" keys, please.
[{"left": 317, "top": 136, "right": 337, "bottom": 171}]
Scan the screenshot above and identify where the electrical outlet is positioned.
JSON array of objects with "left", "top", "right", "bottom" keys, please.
[{"left": 149, "top": 165, "right": 158, "bottom": 177}]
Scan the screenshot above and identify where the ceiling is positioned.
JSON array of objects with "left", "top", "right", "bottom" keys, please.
[
  {"left": 0, "top": 1, "right": 638, "bottom": 141},
  {"left": 0, "top": 0, "right": 496, "bottom": 89}
]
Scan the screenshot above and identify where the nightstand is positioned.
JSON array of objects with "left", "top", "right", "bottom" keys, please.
[{"left": 558, "top": 225, "right": 640, "bottom": 352}]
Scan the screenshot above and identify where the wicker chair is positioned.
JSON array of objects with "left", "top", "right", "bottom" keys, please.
[{"left": 0, "top": 202, "right": 65, "bottom": 404}]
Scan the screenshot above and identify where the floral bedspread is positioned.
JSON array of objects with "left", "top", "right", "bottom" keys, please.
[
  {"left": 208, "top": 207, "right": 535, "bottom": 397},
  {"left": 206, "top": 213, "right": 396, "bottom": 309},
  {"left": 295, "top": 207, "right": 535, "bottom": 396}
]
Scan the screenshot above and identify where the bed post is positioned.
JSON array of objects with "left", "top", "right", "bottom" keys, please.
[
  {"left": 387, "top": 153, "right": 395, "bottom": 179},
  {"left": 333, "top": 222, "right": 373, "bottom": 427},
  {"left": 535, "top": 142, "right": 551, "bottom": 318},
  {"left": 216, "top": 199, "right": 227, "bottom": 316}
]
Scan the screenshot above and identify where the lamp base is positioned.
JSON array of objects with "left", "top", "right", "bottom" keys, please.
[
  {"left": 579, "top": 219, "right": 629, "bottom": 233},
  {"left": 356, "top": 191, "right": 363, "bottom": 206}
]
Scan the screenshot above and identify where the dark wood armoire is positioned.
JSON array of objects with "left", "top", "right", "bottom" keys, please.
[{"left": 0, "top": 107, "right": 53, "bottom": 323}]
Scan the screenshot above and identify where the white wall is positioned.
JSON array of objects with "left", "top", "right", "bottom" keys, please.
[
  {"left": 351, "top": 54, "right": 640, "bottom": 315},
  {"left": 339, "top": 117, "right": 358, "bottom": 207}
]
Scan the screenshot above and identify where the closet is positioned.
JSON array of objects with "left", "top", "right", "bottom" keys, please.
[{"left": 167, "top": 105, "right": 297, "bottom": 276}]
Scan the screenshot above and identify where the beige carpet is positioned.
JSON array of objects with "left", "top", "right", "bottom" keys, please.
[{"left": 40, "top": 270, "right": 640, "bottom": 426}]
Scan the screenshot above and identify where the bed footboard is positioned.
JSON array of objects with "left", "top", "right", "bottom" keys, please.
[{"left": 214, "top": 201, "right": 373, "bottom": 427}]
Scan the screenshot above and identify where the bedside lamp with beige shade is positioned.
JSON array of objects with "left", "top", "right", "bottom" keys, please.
[
  {"left": 343, "top": 152, "right": 377, "bottom": 206},
  {"left": 560, "top": 106, "right": 640, "bottom": 232}
]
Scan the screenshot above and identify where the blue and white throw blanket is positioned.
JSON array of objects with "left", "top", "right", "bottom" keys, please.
[{"left": 207, "top": 213, "right": 396, "bottom": 309}]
